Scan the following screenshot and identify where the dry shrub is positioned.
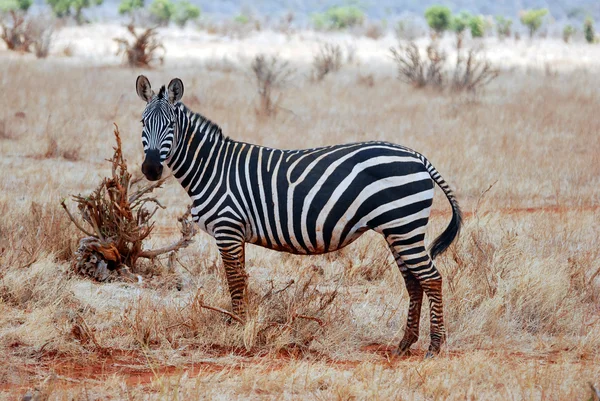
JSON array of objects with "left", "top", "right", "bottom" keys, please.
[
  {"left": 390, "top": 42, "right": 445, "bottom": 88},
  {"left": 41, "top": 136, "right": 80, "bottom": 161},
  {"left": 312, "top": 42, "right": 343, "bottom": 81},
  {"left": 452, "top": 45, "right": 499, "bottom": 93},
  {"left": 357, "top": 72, "right": 375, "bottom": 87},
  {"left": 250, "top": 54, "right": 295, "bottom": 117},
  {"left": 61, "top": 125, "right": 195, "bottom": 281},
  {"left": 363, "top": 22, "right": 384, "bottom": 39},
  {"left": 0, "top": 11, "right": 54, "bottom": 58},
  {"left": 391, "top": 41, "right": 498, "bottom": 93},
  {"left": 115, "top": 23, "right": 165, "bottom": 68}
]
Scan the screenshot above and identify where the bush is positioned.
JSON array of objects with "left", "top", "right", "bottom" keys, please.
[
  {"left": 0, "top": 11, "right": 54, "bottom": 57},
  {"left": 312, "top": 42, "right": 343, "bottom": 81},
  {"left": 495, "top": 15, "right": 512, "bottom": 39},
  {"left": 149, "top": 0, "right": 174, "bottom": 26},
  {"left": 451, "top": 46, "right": 498, "bottom": 93},
  {"left": 584, "top": 17, "right": 595, "bottom": 44},
  {"left": 312, "top": 5, "right": 364, "bottom": 30},
  {"left": 115, "top": 23, "right": 165, "bottom": 67},
  {"left": 46, "top": 0, "right": 103, "bottom": 24},
  {"left": 390, "top": 42, "right": 445, "bottom": 88},
  {"left": 562, "top": 24, "right": 575, "bottom": 43},
  {"left": 391, "top": 40, "right": 498, "bottom": 94},
  {"left": 173, "top": 0, "right": 199, "bottom": 28},
  {"left": 469, "top": 15, "right": 485, "bottom": 38},
  {"left": 251, "top": 54, "right": 295, "bottom": 117},
  {"left": 519, "top": 8, "right": 548, "bottom": 38},
  {"left": 424, "top": 5, "right": 451, "bottom": 35}
]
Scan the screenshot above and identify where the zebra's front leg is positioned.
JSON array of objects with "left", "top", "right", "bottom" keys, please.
[{"left": 215, "top": 233, "right": 248, "bottom": 320}]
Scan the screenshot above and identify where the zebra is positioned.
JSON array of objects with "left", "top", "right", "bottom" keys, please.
[{"left": 135, "top": 75, "right": 462, "bottom": 356}]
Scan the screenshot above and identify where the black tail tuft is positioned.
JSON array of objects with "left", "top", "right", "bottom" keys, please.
[{"left": 429, "top": 199, "right": 462, "bottom": 260}]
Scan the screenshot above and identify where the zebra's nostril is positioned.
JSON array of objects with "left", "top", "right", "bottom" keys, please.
[{"left": 141, "top": 157, "right": 163, "bottom": 181}]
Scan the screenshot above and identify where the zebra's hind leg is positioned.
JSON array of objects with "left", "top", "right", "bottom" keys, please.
[
  {"left": 215, "top": 231, "right": 248, "bottom": 321},
  {"left": 387, "top": 234, "right": 445, "bottom": 357},
  {"left": 397, "top": 266, "right": 424, "bottom": 355}
]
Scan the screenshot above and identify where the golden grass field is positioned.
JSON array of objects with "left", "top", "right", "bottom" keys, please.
[{"left": 1, "top": 25, "right": 600, "bottom": 399}]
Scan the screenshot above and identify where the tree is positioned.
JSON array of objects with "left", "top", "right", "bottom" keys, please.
[
  {"left": 495, "top": 15, "right": 512, "bottom": 39},
  {"left": 450, "top": 11, "right": 470, "bottom": 36},
  {"left": 562, "top": 25, "right": 575, "bottom": 43},
  {"left": 519, "top": 8, "right": 548, "bottom": 38},
  {"left": 0, "top": 0, "right": 32, "bottom": 12},
  {"left": 118, "top": 0, "right": 143, "bottom": 16},
  {"left": 46, "top": 0, "right": 103, "bottom": 24},
  {"left": 424, "top": 5, "right": 451, "bottom": 35},
  {"left": 469, "top": 15, "right": 485, "bottom": 38},
  {"left": 149, "top": 0, "right": 174, "bottom": 26},
  {"left": 584, "top": 17, "right": 595, "bottom": 44},
  {"left": 173, "top": 0, "right": 199, "bottom": 28}
]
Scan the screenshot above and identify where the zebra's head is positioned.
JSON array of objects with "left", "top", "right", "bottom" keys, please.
[{"left": 136, "top": 75, "right": 184, "bottom": 181}]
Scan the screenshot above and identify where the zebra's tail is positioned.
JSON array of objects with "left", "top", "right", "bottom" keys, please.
[{"left": 423, "top": 158, "right": 463, "bottom": 260}]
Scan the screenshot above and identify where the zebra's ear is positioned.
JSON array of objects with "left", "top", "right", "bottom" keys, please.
[
  {"left": 136, "top": 75, "right": 154, "bottom": 103},
  {"left": 167, "top": 78, "right": 184, "bottom": 104}
]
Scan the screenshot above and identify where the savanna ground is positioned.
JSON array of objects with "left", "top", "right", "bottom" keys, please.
[{"left": 1, "top": 25, "right": 600, "bottom": 399}]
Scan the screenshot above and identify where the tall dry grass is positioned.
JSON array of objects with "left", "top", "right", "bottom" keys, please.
[{"left": 0, "top": 32, "right": 599, "bottom": 399}]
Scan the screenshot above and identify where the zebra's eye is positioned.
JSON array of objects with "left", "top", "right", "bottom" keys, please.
[
  {"left": 141, "top": 120, "right": 145, "bottom": 127},
  {"left": 169, "top": 121, "right": 175, "bottom": 128}
]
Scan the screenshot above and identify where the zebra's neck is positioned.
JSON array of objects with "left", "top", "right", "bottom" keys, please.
[{"left": 166, "top": 103, "right": 230, "bottom": 192}]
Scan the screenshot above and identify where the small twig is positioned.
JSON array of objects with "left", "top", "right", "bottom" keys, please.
[
  {"left": 293, "top": 314, "right": 325, "bottom": 327},
  {"left": 61, "top": 200, "right": 94, "bottom": 236},
  {"left": 198, "top": 303, "right": 244, "bottom": 324},
  {"left": 474, "top": 180, "right": 498, "bottom": 221}
]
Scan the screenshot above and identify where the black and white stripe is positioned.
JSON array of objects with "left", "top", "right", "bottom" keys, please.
[{"left": 135, "top": 76, "right": 462, "bottom": 356}]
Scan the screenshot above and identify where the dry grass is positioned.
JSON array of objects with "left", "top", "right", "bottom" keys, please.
[{"left": 0, "top": 27, "right": 599, "bottom": 399}]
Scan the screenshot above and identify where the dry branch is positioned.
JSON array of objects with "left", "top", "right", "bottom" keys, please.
[{"left": 61, "top": 124, "right": 196, "bottom": 281}]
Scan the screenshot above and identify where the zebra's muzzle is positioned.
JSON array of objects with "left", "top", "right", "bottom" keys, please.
[{"left": 142, "top": 150, "right": 163, "bottom": 181}]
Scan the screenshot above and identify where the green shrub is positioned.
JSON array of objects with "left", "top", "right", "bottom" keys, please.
[
  {"left": 0, "top": 0, "right": 32, "bottom": 12},
  {"left": 562, "top": 24, "right": 575, "bottom": 43},
  {"left": 234, "top": 13, "right": 249, "bottom": 24},
  {"left": 149, "top": 0, "right": 175, "bottom": 25},
  {"left": 118, "top": 0, "right": 143, "bottom": 15},
  {"left": 173, "top": 0, "right": 199, "bottom": 27},
  {"left": 312, "top": 5, "right": 364, "bottom": 30},
  {"left": 424, "top": 5, "right": 451, "bottom": 34},
  {"left": 584, "top": 17, "right": 595, "bottom": 44},
  {"left": 469, "top": 15, "right": 485, "bottom": 38},
  {"left": 451, "top": 11, "right": 471, "bottom": 35},
  {"left": 519, "top": 8, "right": 548, "bottom": 38},
  {"left": 495, "top": 15, "right": 512, "bottom": 39},
  {"left": 46, "top": 0, "right": 103, "bottom": 24}
]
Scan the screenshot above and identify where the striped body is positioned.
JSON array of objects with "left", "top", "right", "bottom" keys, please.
[{"left": 136, "top": 76, "right": 462, "bottom": 356}]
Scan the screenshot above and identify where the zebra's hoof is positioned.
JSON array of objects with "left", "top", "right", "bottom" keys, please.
[
  {"left": 392, "top": 348, "right": 412, "bottom": 357},
  {"left": 424, "top": 351, "right": 437, "bottom": 359}
]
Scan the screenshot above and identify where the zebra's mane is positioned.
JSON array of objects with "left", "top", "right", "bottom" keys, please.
[{"left": 177, "top": 102, "right": 229, "bottom": 143}]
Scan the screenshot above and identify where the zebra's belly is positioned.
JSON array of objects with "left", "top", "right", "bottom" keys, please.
[{"left": 247, "top": 225, "right": 370, "bottom": 255}]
